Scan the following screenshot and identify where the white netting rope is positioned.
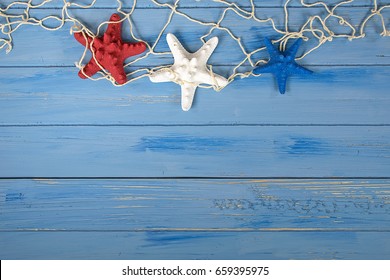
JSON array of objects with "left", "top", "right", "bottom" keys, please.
[{"left": 0, "top": 0, "right": 389, "bottom": 89}]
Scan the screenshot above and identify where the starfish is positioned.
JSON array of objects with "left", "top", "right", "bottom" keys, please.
[
  {"left": 253, "top": 38, "right": 312, "bottom": 94},
  {"left": 149, "top": 33, "right": 228, "bottom": 111},
  {"left": 74, "top": 13, "right": 146, "bottom": 85}
]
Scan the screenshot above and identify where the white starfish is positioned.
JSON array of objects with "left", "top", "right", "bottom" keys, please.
[{"left": 149, "top": 33, "right": 228, "bottom": 111}]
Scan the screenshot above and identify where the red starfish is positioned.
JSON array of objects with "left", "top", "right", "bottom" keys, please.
[{"left": 74, "top": 13, "right": 146, "bottom": 85}]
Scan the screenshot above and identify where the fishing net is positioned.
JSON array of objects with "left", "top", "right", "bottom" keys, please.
[{"left": 0, "top": 0, "right": 389, "bottom": 89}]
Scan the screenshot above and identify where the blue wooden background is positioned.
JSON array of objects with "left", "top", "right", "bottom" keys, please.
[{"left": 0, "top": 0, "right": 389, "bottom": 259}]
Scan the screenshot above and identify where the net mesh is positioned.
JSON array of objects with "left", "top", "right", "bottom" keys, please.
[{"left": 0, "top": 0, "right": 389, "bottom": 88}]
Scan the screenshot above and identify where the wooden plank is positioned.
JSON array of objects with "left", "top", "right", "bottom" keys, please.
[
  {"left": 0, "top": 66, "right": 389, "bottom": 125},
  {"left": 1, "top": 8, "right": 389, "bottom": 66},
  {"left": 0, "top": 179, "right": 389, "bottom": 230},
  {"left": 0, "top": 126, "right": 390, "bottom": 177},
  {"left": 0, "top": 231, "right": 389, "bottom": 259}
]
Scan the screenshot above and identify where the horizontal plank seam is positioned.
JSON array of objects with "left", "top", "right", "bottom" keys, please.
[
  {"left": 0, "top": 228, "right": 389, "bottom": 233},
  {"left": 1, "top": 176, "right": 390, "bottom": 180},
  {"left": 1, "top": 124, "right": 390, "bottom": 127}
]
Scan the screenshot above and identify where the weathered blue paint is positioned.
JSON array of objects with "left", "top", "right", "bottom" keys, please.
[
  {"left": 135, "top": 135, "right": 235, "bottom": 153},
  {"left": 0, "top": 126, "right": 389, "bottom": 177},
  {"left": 0, "top": 3, "right": 389, "bottom": 259},
  {"left": 144, "top": 232, "right": 214, "bottom": 246},
  {"left": 0, "top": 231, "right": 389, "bottom": 260},
  {"left": 282, "top": 136, "right": 330, "bottom": 155},
  {"left": 5, "top": 193, "right": 24, "bottom": 202},
  {"left": 1, "top": 66, "right": 390, "bottom": 125},
  {"left": 0, "top": 179, "right": 389, "bottom": 230}
]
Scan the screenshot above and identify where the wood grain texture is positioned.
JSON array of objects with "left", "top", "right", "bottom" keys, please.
[
  {"left": 1, "top": 126, "right": 390, "bottom": 177},
  {"left": 1, "top": 66, "right": 389, "bottom": 125},
  {"left": 1, "top": 179, "right": 389, "bottom": 231},
  {"left": 1, "top": 177, "right": 390, "bottom": 260},
  {"left": 0, "top": 232, "right": 389, "bottom": 259},
  {"left": 1, "top": 1, "right": 389, "bottom": 259}
]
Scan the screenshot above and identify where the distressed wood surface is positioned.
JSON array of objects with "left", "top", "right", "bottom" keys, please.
[
  {"left": 1, "top": 179, "right": 389, "bottom": 231},
  {"left": 1, "top": 126, "right": 390, "bottom": 177},
  {"left": 0, "top": 66, "right": 389, "bottom": 125},
  {"left": 0, "top": 1, "right": 389, "bottom": 259},
  {"left": 1, "top": 179, "right": 389, "bottom": 260},
  {"left": 1, "top": 232, "right": 389, "bottom": 260}
]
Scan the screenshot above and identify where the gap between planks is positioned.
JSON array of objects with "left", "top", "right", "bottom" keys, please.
[
  {"left": 2, "top": 124, "right": 390, "bottom": 127},
  {"left": 1, "top": 176, "right": 390, "bottom": 180},
  {"left": 1, "top": 228, "right": 389, "bottom": 233}
]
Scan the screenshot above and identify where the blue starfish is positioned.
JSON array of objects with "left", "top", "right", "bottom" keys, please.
[{"left": 253, "top": 38, "right": 312, "bottom": 94}]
